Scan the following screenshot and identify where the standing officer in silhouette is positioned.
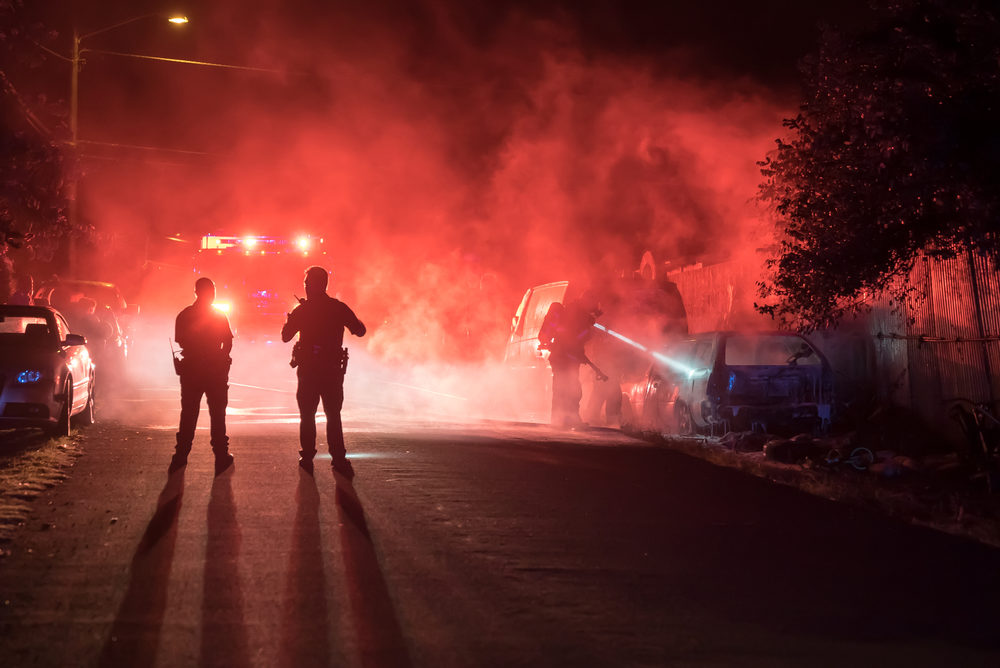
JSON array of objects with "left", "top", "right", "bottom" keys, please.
[
  {"left": 170, "top": 277, "right": 234, "bottom": 475},
  {"left": 282, "top": 266, "right": 366, "bottom": 476}
]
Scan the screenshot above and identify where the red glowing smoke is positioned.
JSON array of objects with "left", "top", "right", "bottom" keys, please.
[{"left": 70, "top": 2, "right": 788, "bottom": 364}]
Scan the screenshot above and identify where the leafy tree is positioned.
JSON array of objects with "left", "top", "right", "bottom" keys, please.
[
  {"left": 0, "top": 0, "right": 71, "bottom": 265},
  {"left": 757, "top": 0, "right": 1000, "bottom": 329}
]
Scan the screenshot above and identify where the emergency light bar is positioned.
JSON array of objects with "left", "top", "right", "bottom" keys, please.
[{"left": 199, "top": 234, "right": 322, "bottom": 254}]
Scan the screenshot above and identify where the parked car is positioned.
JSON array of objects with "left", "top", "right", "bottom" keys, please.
[
  {"left": 34, "top": 279, "right": 136, "bottom": 377},
  {"left": 621, "top": 331, "right": 833, "bottom": 437},
  {"left": 0, "top": 305, "right": 96, "bottom": 436},
  {"left": 34, "top": 279, "right": 138, "bottom": 319}
]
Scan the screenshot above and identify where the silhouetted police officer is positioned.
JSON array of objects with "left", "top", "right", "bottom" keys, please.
[
  {"left": 282, "top": 266, "right": 366, "bottom": 476},
  {"left": 170, "top": 277, "right": 234, "bottom": 475}
]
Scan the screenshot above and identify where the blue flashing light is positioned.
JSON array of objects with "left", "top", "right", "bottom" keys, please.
[
  {"left": 728, "top": 371, "right": 737, "bottom": 392},
  {"left": 17, "top": 370, "right": 42, "bottom": 384}
]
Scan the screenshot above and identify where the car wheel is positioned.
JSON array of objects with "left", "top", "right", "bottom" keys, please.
[
  {"left": 76, "top": 379, "right": 95, "bottom": 426},
  {"left": 49, "top": 379, "right": 72, "bottom": 438},
  {"left": 676, "top": 401, "right": 695, "bottom": 436}
]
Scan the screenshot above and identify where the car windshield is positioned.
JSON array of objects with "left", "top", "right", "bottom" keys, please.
[
  {"left": 0, "top": 316, "right": 53, "bottom": 342},
  {"left": 724, "top": 335, "right": 820, "bottom": 366}
]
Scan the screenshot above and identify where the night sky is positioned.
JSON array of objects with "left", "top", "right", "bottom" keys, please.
[{"left": 25, "top": 0, "right": 875, "bottom": 147}]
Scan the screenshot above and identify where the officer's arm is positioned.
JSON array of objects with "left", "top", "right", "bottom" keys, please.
[
  {"left": 345, "top": 305, "right": 366, "bottom": 337},
  {"left": 222, "top": 317, "right": 234, "bottom": 356},
  {"left": 281, "top": 307, "right": 299, "bottom": 343}
]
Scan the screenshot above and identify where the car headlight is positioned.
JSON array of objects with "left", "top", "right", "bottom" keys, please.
[{"left": 17, "top": 370, "right": 43, "bottom": 384}]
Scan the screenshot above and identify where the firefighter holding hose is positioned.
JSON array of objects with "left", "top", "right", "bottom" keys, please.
[{"left": 538, "top": 290, "right": 606, "bottom": 428}]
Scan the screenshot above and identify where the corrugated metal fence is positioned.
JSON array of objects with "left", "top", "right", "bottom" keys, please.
[{"left": 884, "top": 254, "right": 1000, "bottom": 428}]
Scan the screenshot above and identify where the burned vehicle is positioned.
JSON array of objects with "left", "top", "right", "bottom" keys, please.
[
  {"left": 0, "top": 305, "right": 96, "bottom": 436},
  {"left": 621, "top": 331, "right": 833, "bottom": 437}
]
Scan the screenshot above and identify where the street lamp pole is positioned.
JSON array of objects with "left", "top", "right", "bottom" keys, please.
[
  {"left": 70, "top": 27, "right": 79, "bottom": 146},
  {"left": 65, "top": 14, "right": 188, "bottom": 275},
  {"left": 70, "top": 14, "right": 188, "bottom": 146},
  {"left": 67, "top": 26, "right": 80, "bottom": 275}
]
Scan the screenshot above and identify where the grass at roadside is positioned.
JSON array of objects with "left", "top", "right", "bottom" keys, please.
[{"left": 0, "top": 431, "right": 82, "bottom": 551}]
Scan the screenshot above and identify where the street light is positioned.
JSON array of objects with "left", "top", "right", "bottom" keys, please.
[
  {"left": 37, "top": 14, "right": 283, "bottom": 275},
  {"left": 70, "top": 14, "right": 189, "bottom": 146}
]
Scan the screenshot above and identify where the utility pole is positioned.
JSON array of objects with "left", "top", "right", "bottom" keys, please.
[{"left": 67, "top": 28, "right": 80, "bottom": 276}]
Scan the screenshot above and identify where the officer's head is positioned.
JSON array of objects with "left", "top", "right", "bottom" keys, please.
[
  {"left": 194, "top": 277, "right": 216, "bottom": 302},
  {"left": 304, "top": 266, "right": 328, "bottom": 298}
]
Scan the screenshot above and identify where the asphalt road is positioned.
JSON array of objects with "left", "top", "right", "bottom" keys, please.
[{"left": 2, "top": 381, "right": 1000, "bottom": 667}]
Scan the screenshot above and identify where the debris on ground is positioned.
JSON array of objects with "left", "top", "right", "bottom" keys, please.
[
  {"left": 0, "top": 432, "right": 82, "bottom": 546},
  {"left": 659, "top": 429, "right": 1000, "bottom": 549}
]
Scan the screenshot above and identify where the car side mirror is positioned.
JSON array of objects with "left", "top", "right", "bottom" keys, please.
[{"left": 64, "top": 333, "right": 87, "bottom": 346}]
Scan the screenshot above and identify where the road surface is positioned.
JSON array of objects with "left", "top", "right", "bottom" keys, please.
[{"left": 1, "top": 374, "right": 999, "bottom": 667}]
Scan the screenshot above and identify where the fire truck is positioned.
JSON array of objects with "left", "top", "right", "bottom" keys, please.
[{"left": 195, "top": 234, "right": 325, "bottom": 340}]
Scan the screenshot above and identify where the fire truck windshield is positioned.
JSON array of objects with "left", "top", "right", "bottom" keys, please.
[{"left": 196, "top": 234, "right": 324, "bottom": 339}]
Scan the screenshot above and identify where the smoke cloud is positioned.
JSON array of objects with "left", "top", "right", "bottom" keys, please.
[{"left": 60, "top": 0, "right": 791, "bottom": 422}]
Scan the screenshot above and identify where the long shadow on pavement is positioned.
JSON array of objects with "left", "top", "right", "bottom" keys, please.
[
  {"left": 98, "top": 471, "right": 184, "bottom": 667},
  {"left": 335, "top": 472, "right": 413, "bottom": 668},
  {"left": 200, "top": 469, "right": 251, "bottom": 667},
  {"left": 278, "top": 471, "right": 333, "bottom": 667}
]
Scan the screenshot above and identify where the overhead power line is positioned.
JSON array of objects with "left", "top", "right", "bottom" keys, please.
[
  {"left": 0, "top": 69, "right": 56, "bottom": 140},
  {"left": 85, "top": 49, "right": 292, "bottom": 74},
  {"left": 75, "top": 138, "right": 214, "bottom": 156}
]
